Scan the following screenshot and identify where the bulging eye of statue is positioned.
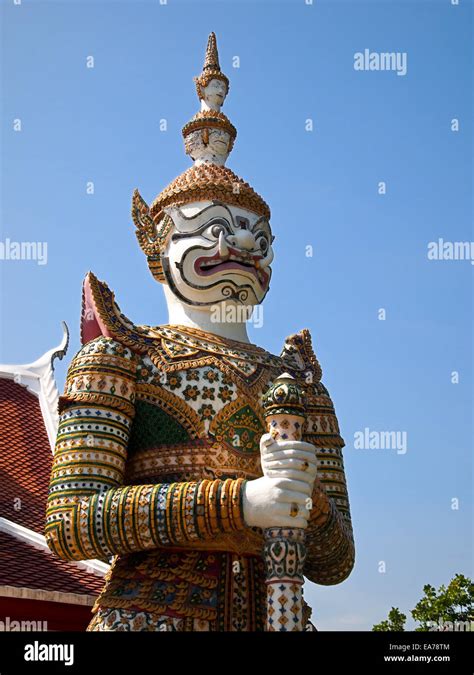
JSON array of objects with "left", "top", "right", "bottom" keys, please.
[
  {"left": 257, "top": 236, "right": 269, "bottom": 254},
  {"left": 211, "top": 223, "right": 226, "bottom": 238}
]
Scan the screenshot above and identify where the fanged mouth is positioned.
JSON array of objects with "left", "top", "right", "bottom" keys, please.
[{"left": 194, "top": 247, "right": 270, "bottom": 288}]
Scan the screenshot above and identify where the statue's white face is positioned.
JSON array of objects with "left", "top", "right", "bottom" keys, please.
[
  {"left": 185, "top": 128, "right": 230, "bottom": 165},
  {"left": 161, "top": 201, "right": 273, "bottom": 308},
  {"left": 207, "top": 129, "right": 230, "bottom": 156},
  {"left": 202, "top": 78, "right": 227, "bottom": 110}
]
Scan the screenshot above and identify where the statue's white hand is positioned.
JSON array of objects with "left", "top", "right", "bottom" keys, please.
[
  {"left": 260, "top": 434, "right": 317, "bottom": 488},
  {"left": 242, "top": 433, "right": 317, "bottom": 530}
]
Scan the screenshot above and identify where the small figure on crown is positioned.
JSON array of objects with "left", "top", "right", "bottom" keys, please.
[{"left": 45, "top": 33, "right": 355, "bottom": 632}]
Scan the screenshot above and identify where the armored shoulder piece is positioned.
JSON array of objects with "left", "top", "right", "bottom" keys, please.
[
  {"left": 59, "top": 335, "right": 139, "bottom": 418},
  {"left": 80, "top": 272, "right": 156, "bottom": 353}
]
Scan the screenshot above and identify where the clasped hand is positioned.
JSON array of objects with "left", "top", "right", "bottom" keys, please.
[{"left": 242, "top": 432, "right": 318, "bottom": 529}]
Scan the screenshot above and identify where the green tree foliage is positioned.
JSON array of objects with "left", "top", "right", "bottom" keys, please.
[
  {"left": 373, "top": 607, "right": 406, "bottom": 632},
  {"left": 372, "top": 574, "right": 474, "bottom": 631}
]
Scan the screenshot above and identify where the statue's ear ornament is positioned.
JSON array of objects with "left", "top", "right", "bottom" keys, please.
[{"left": 132, "top": 188, "right": 174, "bottom": 284}]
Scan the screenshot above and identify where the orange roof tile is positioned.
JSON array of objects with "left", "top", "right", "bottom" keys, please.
[
  {"left": 0, "top": 378, "right": 52, "bottom": 533},
  {"left": 0, "top": 530, "right": 102, "bottom": 595}
]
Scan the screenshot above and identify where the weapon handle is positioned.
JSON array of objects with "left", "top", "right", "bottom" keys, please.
[{"left": 262, "top": 373, "right": 308, "bottom": 632}]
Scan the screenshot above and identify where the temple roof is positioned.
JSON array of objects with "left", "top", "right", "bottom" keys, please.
[
  {"left": 0, "top": 377, "right": 54, "bottom": 532},
  {"left": 0, "top": 326, "right": 107, "bottom": 601},
  {"left": 0, "top": 322, "right": 69, "bottom": 450},
  {"left": 0, "top": 528, "right": 103, "bottom": 598}
]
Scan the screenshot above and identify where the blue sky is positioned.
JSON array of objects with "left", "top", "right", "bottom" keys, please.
[{"left": 1, "top": 0, "right": 472, "bottom": 630}]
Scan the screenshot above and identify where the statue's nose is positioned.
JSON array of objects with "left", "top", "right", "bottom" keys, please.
[{"left": 228, "top": 229, "right": 256, "bottom": 251}]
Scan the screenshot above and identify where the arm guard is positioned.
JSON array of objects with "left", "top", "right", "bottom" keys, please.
[{"left": 45, "top": 336, "right": 247, "bottom": 561}]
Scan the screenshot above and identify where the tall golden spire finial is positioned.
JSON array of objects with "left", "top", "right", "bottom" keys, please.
[{"left": 203, "top": 32, "right": 220, "bottom": 72}]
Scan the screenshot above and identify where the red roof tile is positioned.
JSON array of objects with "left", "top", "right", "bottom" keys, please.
[
  {"left": 0, "top": 376, "right": 104, "bottom": 599},
  {"left": 0, "top": 530, "right": 103, "bottom": 595},
  {"left": 0, "top": 378, "right": 52, "bottom": 533}
]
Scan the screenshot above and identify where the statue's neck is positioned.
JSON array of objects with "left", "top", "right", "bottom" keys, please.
[{"left": 163, "top": 286, "right": 251, "bottom": 344}]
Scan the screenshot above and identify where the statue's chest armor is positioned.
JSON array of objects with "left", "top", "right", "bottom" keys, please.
[
  {"left": 126, "top": 352, "right": 281, "bottom": 485},
  {"left": 81, "top": 274, "right": 320, "bottom": 484}
]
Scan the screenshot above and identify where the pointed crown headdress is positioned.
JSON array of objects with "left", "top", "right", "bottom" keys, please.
[
  {"left": 133, "top": 32, "right": 270, "bottom": 284},
  {"left": 194, "top": 31, "right": 230, "bottom": 100}
]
